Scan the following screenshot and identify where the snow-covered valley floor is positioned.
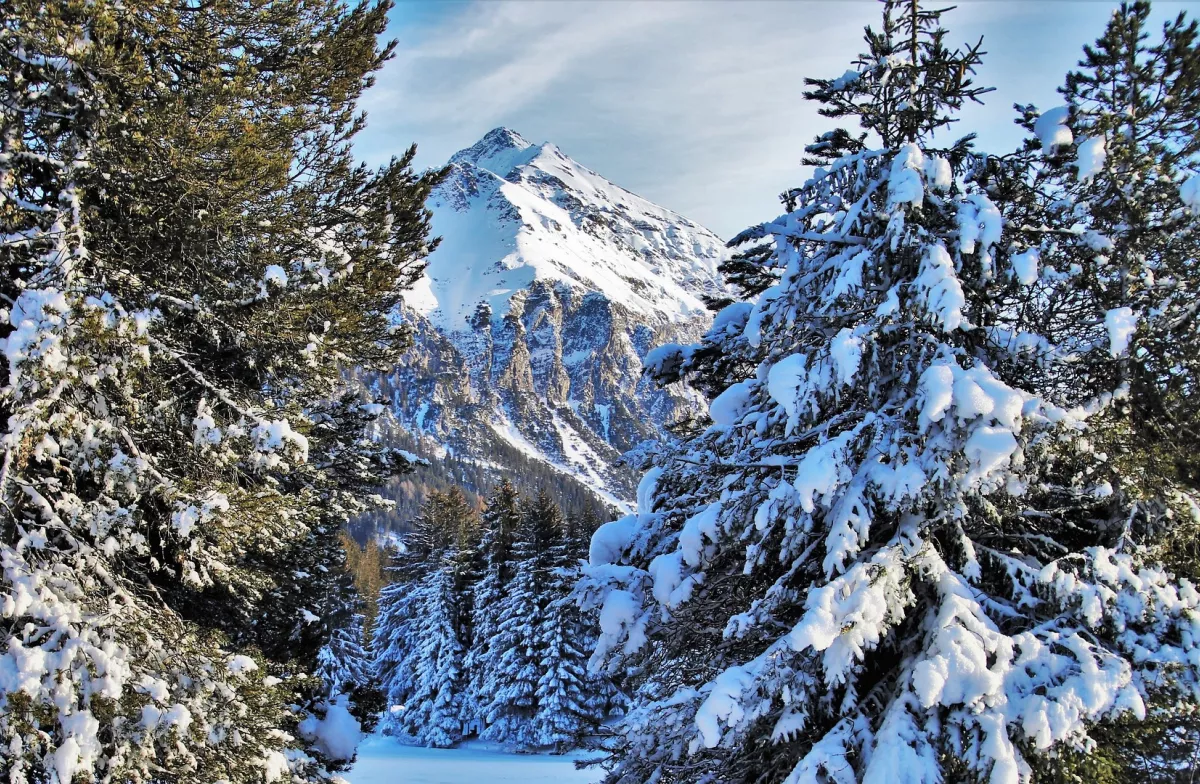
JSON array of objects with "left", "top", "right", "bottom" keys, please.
[{"left": 346, "top": 734, "right": 602, "bottom": 784}]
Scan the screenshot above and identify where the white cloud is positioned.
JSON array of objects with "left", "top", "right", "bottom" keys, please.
[{"left": 356, "top": 0, "right": 1191, "bottom": 238}]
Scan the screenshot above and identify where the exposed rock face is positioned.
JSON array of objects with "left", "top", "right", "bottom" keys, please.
[{"left": 371, "top": 128, "right": 726, "bottom": 509}]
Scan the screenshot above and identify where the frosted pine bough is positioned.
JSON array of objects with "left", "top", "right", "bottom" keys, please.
[{"left": 577, "top": 5, "right": 1200, "bottom": 783}]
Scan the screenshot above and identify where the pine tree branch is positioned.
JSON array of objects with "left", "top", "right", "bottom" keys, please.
[{"left": 150, "top": 336, "right": 261, "bottom": 424}]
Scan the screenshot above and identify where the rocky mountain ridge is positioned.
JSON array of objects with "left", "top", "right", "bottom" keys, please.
[{"left": 366, "top": 128, "right": 727, "bottom": 515}]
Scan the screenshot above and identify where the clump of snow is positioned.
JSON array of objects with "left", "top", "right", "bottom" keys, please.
[
  {"left": 263, "top": 264, "right": 288, "bottom": 288},
  {"left": 171, "top": 492, "right": 229, "bottom": 539},
  {"left": 917, "top": 360, "right": 1028, "bottom": 445},
  {"left": 1104, "top": 307, "right": 1138, "bottom": 356},
  {"left": 643, "top": 343, "right": 692, "bottom": 380},
  {"left": 924, "top": 156, "right": 953, "bottom": 190},
  {"left": 50, "top": 712, "right": 103, "bottom": 784},
  {"left": 1082, "top": 230, "right": 1115, "bottom": 253},
  {"left": 299, "top": 698, "right": 362, "bottom": 761},
  {"left": 918, "top": 364, "right": 956, "bottom": 431},
  {"left": 875, "top": 286, "right": 900, "bottom": 317},
  {"left": 1075, "top": 136, "right": 1106, "bottom": 182},
  {"left": 251, "top": 418, "right": 310, "bottom": 469},
  {"left": 597, "top": 589, "right": 647, "bottom": 656},
  {"left": 0, "top": 638, "right": 49, "bottom": 696},
  {"left": 226, "top": 655, "right": 258, "bottom": 676},
  {"left": 135, "top": 675, "right": 170, "bottom": 704},
  {"left": 915, "top": 244, "right": 966, "bottom": 331},
  {"left": 262, "top": 750, "right": 290, "bottom": 782},
  {"left": 708, "top": 380, "right": 753, "bottom": 427},
  {"left": 141, "top": 703, "right": 193, "bottom": 734},
  {"left": 637, "top": 466, "right": 663, "bottom": 515},
  {"left": 789, "top": 550, "right": 909, "bottom": 680},
  {"left": 830, "top": 69, "right": 861, "bottom": 90},
  {"left": 679, "top": 502, "right": 722, "bottom": 567},
  {"left": 2, "top": 288, "right": 70, "bottom": 389},
  {"left": 648, "top": 551, "right": 692, "bottom": 609},
  {"left": 888, "top": 143, "right": 926, "bottom": 207},
  {"left": 793, "top": 430, "right": 854, "bottom": 516},
  {"left": 1010, "top": 248, "right": 1040, "bottom": 286},
  {"left": 192, "top": 399, "right": 222, "bottom": 447},
  {"left": 710, "top": 301, "right": 753, "bottom": 333},
  {"left": 767, "top": 353, "right": 808, "bottom": 435},
  {"left": 1034, "top": 106, "right": 1073, "bottom": 154},
  {"left": 589, "top": 515, "right": 636, "bottom": 566},
  {"left": 963, "top": 426, "right": 1020, "bottom": 484},
  {"left": 743, "top": 284, "right": 784, "bottom": 348},
  {"left": 956, "top": 194, "right": 1003, "bottom": 263},
  {"left": 694, "top": 665, "right": 754, "bottom": 748},
  {"left": 830, "top": 328, "right": 863, "bottom": 386}
]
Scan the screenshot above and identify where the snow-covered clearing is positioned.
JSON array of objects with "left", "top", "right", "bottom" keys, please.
[{"left": 346, "top": 734, "right": 602, "bottom": 784}]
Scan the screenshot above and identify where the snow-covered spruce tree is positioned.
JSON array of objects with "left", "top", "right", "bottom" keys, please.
[
  {"left": 579, "top": 3, "right": 1200, "bottom": 783},
  {"left": 534, "top": 512, "right": 610, "bottom": 751},
  {"left": 317, "top": 610, "right": 373, "bottom": 699},
  {"left": 1014, "top": 1, "right": 1200, "bottom": 562},
  {"left": 397, "top": 564, "right": 467, "bottom": 747},
  {"left": 375, "top": 489, "right": 478, "bottom": 746},
  {"left": 1, "top": 0, "right": 439, "bottom": 780},
  {"left": 462, "top": 479, "right": 523, "bottom": 731},
  {"left": 372, "top": 576, "right": 420, "bottom": 732},
  {"left": 481, "top": 490, "right": 562, "bottom": 748},
  {"left": 1001, "top": 4, "right": 1200, "bottom": 778}
]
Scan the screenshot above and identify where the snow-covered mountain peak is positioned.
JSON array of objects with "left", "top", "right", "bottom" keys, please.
[
  {"left": 448, "top": 126, "right": 538, "bottom": 177},
  {"left": 377, "top": 129, "right": 725, "bottom": 512},
  {"left": 408, "top": 129, "right": 728, "bottom": 335}
]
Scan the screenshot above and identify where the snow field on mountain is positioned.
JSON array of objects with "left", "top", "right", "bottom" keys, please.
[
  {"left": 346, "top": 734, "right": 600, "bottom": 784},
  {"left": 412, "top": 128, "right": 724, "bottom": 334},
  {"left": 376, "top": 126, "right": 725, "bottom": 516},
  {"left": 489, "top": 408, "right": 632, "bottom": 512}
]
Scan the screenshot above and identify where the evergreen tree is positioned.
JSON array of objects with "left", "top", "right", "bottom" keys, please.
[
  {"left": 374, "top": 489, "right": 478, "bottom": 747},
  {"left": 1, "top": 0, "right": 439, "bottom": 779},
  {"left": 341, "top": 530, "right": 390, "bottom": 639},
  {"left": 463, "top": 479, "right": 523, "bottom": 730},
  {"left": 314, "top": 608, "right": 383, "bottom": 739},
  {"left": 533, "top": 506, "right": 613, "bottom": 750},
  {"left": 1002, "top": 4, "right": 1200, "bottom": 779},
  {"left": 317, "top": 611, "right": 373, "bottom": 697},
  {"left": 372, "top": 574, "right": 420, "bottom": 727},
  {"left": 402, "top": 564, "right": 467, "bottom": 747},
  {"left": 1018, "top": 0, "right": 1200, "bottom": 552},
  {"left": 579, "top": 3, "right": 1200, "bottom": 783},
  {"left": 479, "top": 491, "right": 558, "bottom": 748}
]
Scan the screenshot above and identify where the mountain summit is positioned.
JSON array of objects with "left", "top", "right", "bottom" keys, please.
[
  {"left": 447, "top": 126, "right": 536, "bottom": 171},
  {"left": 406, "top": 128, "right": 725, "bottom": 333},
  {"left": 370, "top": 129, "right": 728, "bottom": 513}
]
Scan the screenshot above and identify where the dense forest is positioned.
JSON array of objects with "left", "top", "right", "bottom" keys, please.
[{"left": 4, "top": 0, "right": 1200, "bottom": 782}]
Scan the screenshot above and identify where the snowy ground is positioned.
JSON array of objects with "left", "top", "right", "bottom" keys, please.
[{"left": 346, "top": 734, "right": 602, "bottom": 784}]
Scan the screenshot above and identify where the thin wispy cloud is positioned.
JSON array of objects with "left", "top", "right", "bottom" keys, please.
[{"left": 356, "top": 0, "right": 1192, "bottom": 238}]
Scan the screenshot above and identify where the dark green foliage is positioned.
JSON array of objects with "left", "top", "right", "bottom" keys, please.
[{"left": 1, "top": 0, "right": 439, "bottom": 777}]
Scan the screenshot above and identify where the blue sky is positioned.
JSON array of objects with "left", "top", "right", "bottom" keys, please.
[{"left": 356, "top": 0, "right": 1196, "bottom": 239}]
